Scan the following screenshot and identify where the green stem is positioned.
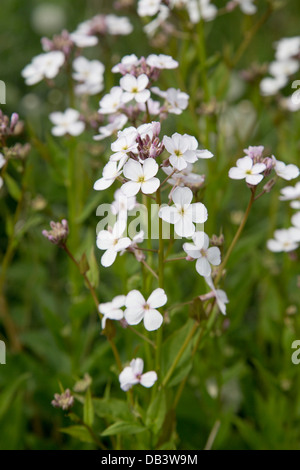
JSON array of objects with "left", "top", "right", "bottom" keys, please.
[{"left": 155, "top": 188, "right": 164, "bottom": 377}]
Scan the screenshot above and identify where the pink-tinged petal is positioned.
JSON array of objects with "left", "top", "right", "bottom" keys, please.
[
  {"left": 135, "top": 89, "right": 151, "bottom": 103},
  {"left": 93, "top": 177, "right": 114, "bottom": 191},
  {"left": 172, "top": 186, "right": 193, "bottom": 206},
  {"left": 121, "top": 181, "right": 141, "bottom": 197},
  {"left": 119, "top": 367, "right": 138, "bottom": 391},
  {"left": 125, "top": 290, "right": 146, "bottom": 308},
  {"left": 195, "top": 257, "right": 211, "bottom": 277},
  {"left": 124, "top": 306, "right": 145, "bottom": 325},
  {"left": 137, "top": 74, "right": 149, "bottom": 90},
  {"left": 141, "top": 177, "right": 160, "bottom": 194},
  {"left": 251, "top": 163, "right": 266, "bottom": 174},
  {"left": 191, "top": 203, "right": 208, "bottom": 224},
  {"left": 174, "top": 217, "right": 195, "bottom": 238},
  {"left": 147, "top": 288, "right": 167, "bottom": 309},
  {"left": 143, "top": 309, "right": 163, "bottom": 331},
  {"left": 228, "top": 167, "right": 246, "bottom": 180},
  {"left": 140, "top": 371, "right": 157, "bottom": 388},
  {"left": 123, "top": 159, "right": 143, "bottom": 181},
  {"left": 143, "top": 158, "right": 159, "bottom": 179},
  {"left": 159, "top": 206, "right": 181, "bottom": 224},
  {"left": 245, "top": 173, "right": 264, "bottom": 185},
  {"left": 215, "top": 290, "right": 229, "bottom": 315},
  {"left": 101, "top": 249, "right": 117, "bottom": 267},
  {"left": 207, "top": 246, "right": 221, "bottom": 266},
  {"left": 96, "top": 231, "right": 114, "bottom": 250},
  {"left": 131, "top": 358, "right": 144, "bottom": 376},
  {"left": 236, "top": 156, "right": 253, "bottom": 171}
]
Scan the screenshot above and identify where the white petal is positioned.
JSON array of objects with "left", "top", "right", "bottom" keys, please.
[
  {"left": 140, "top": 371, "right": 157, "bottom": 388},
  {"left": 207, "top": 247, "right": 221, "bottom": 266},
  {"left": 131, "top": 358, "right": 144, "bottom": 376},
  {"left": 143, "top": 158, "right": 159, "bottom": 179},
  {"left": 236, "top": 156, "right": 253, "bottom": 171},
  {"left": 125, "top": 290, "right": 146, "bottom": 308},
  {"left": 174, "top": 217, "right": 195, "bottom": 238},
  {"left": 123, "top": 159, "right": 143, "bottom": 181},
  {"left": 124, "top": 306, "right": 145, "bottom": 325},
  {"left": 121, "top": 181, "right": 141, "bottom": 197},
  {"left": 143, "top": 309, "right": 163, "bottom": 331},
  {"left": 172, "top": 186, "right": 193, "bottom": 206},
  {"left": 147, "top": 288, "right": 167, "bottom": 309},
  {"left": 141, "top": 177, "right": 160, "bottom": 194},
  {"left": 228, "top": 167, "right": 246, "bottom": 180},
  {"left": 195, "top": 257, "right": 212, "bottom": 277},
  {"left": 101, "top": 249, "right": 117, "bottom": 267},
  {"left": 191, "top": 203, "right": 208, "bottom": 224},
  {"left": 96, "top": 231, "right": 114, "bottom": 250},
  {"left": 245, "top": 174, "right": 264, "bottom": 185},
  {"left": 159, "top": 206, "right": 180, "bottom": 225}
]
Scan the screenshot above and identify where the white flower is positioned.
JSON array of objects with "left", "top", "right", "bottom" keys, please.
[
  {"left": 144, "top": 5, "right": 169, "bottom": 36},
  {"left": 275, "top": 37, "right": 300, "bottom": 61},
  {"left": 125, "top": 288, "right": 167, "bottom": 331},
  {"left": 187, "top": 0, "right": 218, "bottom": 23},
  {"left": 93, "top": 160, "right": 123, "bottom": 191},
  {"left": 269, "top": 59, "right": 299, "bottom": 79},
  {"left": 110, "top": 131, "right": 138, "bottom": 163},
  {"left": 111, "top": 189, "right": 137, "bottom": 219},
  {"left": 267, "top": 228, "right": 300, "bottom": 253},
  {"left": 205, "top": 276, "right": 229, "bottom": 315},
  {"left": 273, "top": 158, "right": 300, "bottom": 181},
  {"left": 106, "top": 15, "right": 133, "bottom": 35},
  {"left": 228, "top": 156, "right": 266, "bottom": 185},
  {"left": 139, "top": 98, "right": 161, "bottom": 116},
  {"left": 146, "top": 54, "right": 178, "bottom": 69},
  {"left": 73, "top": 56, "right": 105, "bottom": 96},
  {"left": 235, "top": 0, "right": 256, "bottom": 15},
  {"left": 152, "top": 87, "right": 189, "bottom": 115},
  {"left": 99, "top": 295, "right": 126, "bottom": 329},
  {"left": 137, "top": 0, "right": 162, "bottom": 17},
  {"left": 183, "top": 232, "right": 221, "bottom": 277},
  {"left": 49, "top": 108, "right": 85, "bottom": 136},
  {"left": 98, "top": 87, "right": 124, "bottom": 115},
  {"left": 260, "top": 76, "right": 287, "bottom": 96},
  {"left": 96, "top": 220, "right": 131, "bottom": 267},
  {"left": 120, "top": 74, "right": 150, "bottom": 104},
  {"left": 279, "top": 182, "right": 300, "bottom": 201},
  {"left": 159, "top": 186, "right": 208, "bottom": 238},
  {"left": 112, "top": 54, "right": 140, "bottom": 74},
  {"left": 163, "top": 133, "right": 198, "bottom": 171},
  {"left": 70, "top": 32, "right": 98, "bottom": 47},
  {"left": 122, "top": 158, "right": 160, "bottom": 196},
  {"left": 94, "top": 114, "right": 128, "bottom": 141},
  {"left": 119, "top": 358, "right": 157, "bottom": 391},
  {"left": 22, "top": 51, "right": 65, "bottom": 85}
]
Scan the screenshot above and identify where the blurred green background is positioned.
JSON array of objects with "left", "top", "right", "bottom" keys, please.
[{"left": 0, "top": 0, "right": 300, "bottom": 450}]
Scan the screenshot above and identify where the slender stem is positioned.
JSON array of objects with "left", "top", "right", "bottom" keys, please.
[
  {"left": 164, "top": 256, "right": 187, "bottom": 263},
  {"left": 155, "top": 188, "right": 164, "bottom": 377},
  {"left": 215, "top": 188, "right": 256, "bottom": 285},
  {"left": 141, "top": 260, "right": 158, "bottom": 280},
  {"left": 127, "top": 325, "right": 156, "bottom": 348},
  {"left": 162, "top": 322, "right": 198, "bottom": 388},
  {"left": 204, "top": 420, "right": 221, "bottom": 450}
]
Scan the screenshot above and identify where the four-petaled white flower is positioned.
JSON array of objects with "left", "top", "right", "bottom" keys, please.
[
  {"left": 122, "top": 158, "right": 160, "bottom": 196},
  {"left": 152, "top": 87, "right": 189, "bottom": 115},
  {"left": 49, "top": 108, "right": 85, "bottom": 136},
  {"left": 120, "top": 74, "right": 150, "bottom": 103},
  {"left": 159, "top": 187, "right": 208, "bottom": 237},
  {"left": 146, "top": 54, "right": 178, "bottom": 70},
  {"left": 94, "top": 114, "right": 128, "bottom": 141},
  {"left": 96, "top": 220, "right": 131, "bottom": 267},
  {"left": 125, "top": 288, "right": 167, "bottom": 331},
  {"left": 99, "top": 295, "right": 126, "bottom": 329},
  {"left": 22, "top": 51, "right": 65, "bottom": 86},
  {"left": 98, "top": 87, "right": 124, "bottom": 114},
  {"left": 267, "top": 228, "right": 300, "bottom": 253},
  {"left": 163, "top": 133, "right": 198, "bottom": 171},
  {"left": 110, "top": 131, "right": 138, "bottom": 163},
  {"left": 119, "top": 358, "right": 157, "bottom": 391},
  {"left": 228, "top": 156, "right": 266, "bottom": 185},
  {"left": 73, "top": 56, "right": 105, "bottom": 96},
  {"left": 183, "top": 232, "right": 221, "bottom": 277},
  {"left": 111, "top": 189, "right": 137, "bottom": 219},
  {"left": 93, "top": 161, "right": 123, "bottom": 191}
]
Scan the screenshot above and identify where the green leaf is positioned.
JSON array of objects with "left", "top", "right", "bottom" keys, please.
[
  {"left": 83, "top": 388, "right": 94, "bottom": 427},
  {"left": 60, "top": 425, "right": 95, "bottom": 444},
  {"left": 0, "top": 373, "right": 31, "bottom": 420},
  {"left": 145, "top": 390, "right": 167, "bottom": 435},
  {"left": 79, "top": 253, "right": 89, "bottom": 275},
  {"left": 93, "top": 398, "right": 133, "bottom": 422},
  {"left": 87, "top": 247, "right": 99, "bottom": 288},
  {"left": 101, "top": 421, "right": 146, "bottom": 437},
  {"left": 4, "top": 173, "right": 21, "bottom": 201}
]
